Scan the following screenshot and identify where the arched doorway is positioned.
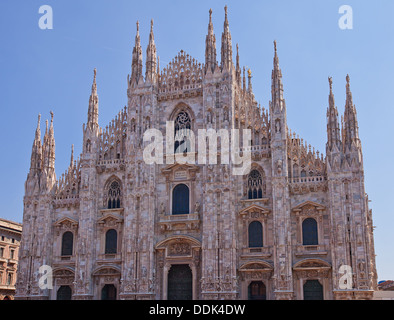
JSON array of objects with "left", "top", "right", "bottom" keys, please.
[
  {"left": 248, "top": 281, "right": 266, "bottom": 300},
  {"left": 303, "top": 280, "right": 323, "bottom": 300},
  {"left": 57, "top": 285, "right": 72, "bottom": 300},
  {"left": 101, "top": 284, "right": 117, "bottom": 300},
  {"left": 167, "top": 264, "right": 192, "bottom": 300}
]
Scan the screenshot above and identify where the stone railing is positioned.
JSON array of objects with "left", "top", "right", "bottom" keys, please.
[
  {"left": 158, "top": 213, "right": 200, "bottom": 232},
  {"left": 96, "top": 158, "right": 125, "bottom": 173},
  {"left": 289, "top": 175, "right": 328, "bottom": 194},
  {"left": 294, "top": 244, "right": 328, "bottom": 257},
  {"left": 290, "top": 176, "right": 326, "bottom": 184}
]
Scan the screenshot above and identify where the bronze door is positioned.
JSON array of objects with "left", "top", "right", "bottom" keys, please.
[{"left": 167, "top": 264, "right": 192, "bottom": 300}]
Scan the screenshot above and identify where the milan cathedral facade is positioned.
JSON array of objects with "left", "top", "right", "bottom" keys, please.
[{"left": 16, "top": 7, "right": 377, "bottom": 300}]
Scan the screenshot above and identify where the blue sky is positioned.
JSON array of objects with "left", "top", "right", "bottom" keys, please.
[{"left": 0, "top": 0, "right": 393, "bottom": 281}]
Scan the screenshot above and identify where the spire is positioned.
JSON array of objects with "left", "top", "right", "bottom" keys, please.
[
  {"left": 87, "top": 68, "right": 99, "bottom": 129},
  {"left": 205, "top": 8, "right": 217, "bottom": 74},
  {"left": 242, "top": 66, "right": 246, "bottom": 92},
  {"left": 271, "top": 41, "right": 285, "bottom": 112},
  {"left": 221, "top": 5, "right": 232, "bottom": 72},
  {"left": 326, "top": 77, "right": 342, "bottom": 153},
  {"left": 131, "top": 21, "right": 143, "bottom": 85},
  {"left": 29, "top": 114, "right": 43, "bottom": 172},
  {"left": 70, "top": 144, "right": 74, "bottom": 168},
  {"left": 146, "top": 19, "right": 157, "bottom": 84},
  {"left": 235, "top": 43, "right": 241, "bottom": 85},
  {"left": 343, "top": 74, "right": 360, "bottom": 151},
  {"left": 43, "top": 111, "right": 55, "bottom": 171}
]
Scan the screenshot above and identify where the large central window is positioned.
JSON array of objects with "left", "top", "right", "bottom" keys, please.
[
  {"left": 174, "top": 111, "right": 192, "bottom": 153},
  {"left": 107, "top": 180, "right": 121, "bottom": 209},
  {"left": 247, "top": 169, "right": 263, "bottom": 199}
]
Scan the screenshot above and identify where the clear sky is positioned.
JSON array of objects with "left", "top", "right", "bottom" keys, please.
[{"left": 1, "top": 0, "right": 393, "bottom": 281}]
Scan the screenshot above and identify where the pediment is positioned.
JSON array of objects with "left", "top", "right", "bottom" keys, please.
[
  {"left": 53, "top": 267, "right": 75, "bottom": 277},
  {"left": 293, "top": 258, "right": 331, "bottom": 270},
  {"left": 92, "top": 265, "right": 121, "bottom": 276},
  {"left": 161, "top": 163, "right": 199, "bottom": 180},
  {"left": 292, "top": 201, "right": 325, "bottom": 213},
  {"left": 239, "top": 260, "right": 273, "bottom": 271},
  {"left": 53, "top": 217, "right": 78, "bottom": 228},
  {"left": 239, "top": 204, "right": 270, "bottom": 217},
  {"left": 155, "top": 235, "right": 201, "bottom": 250},
  {"left": 97, "top": 213, "right": 123, "bottom": 225}
]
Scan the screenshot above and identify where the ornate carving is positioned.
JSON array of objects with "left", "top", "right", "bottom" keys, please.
[{"left": 168, "top": 242, "right": 191, "bottom": 256}]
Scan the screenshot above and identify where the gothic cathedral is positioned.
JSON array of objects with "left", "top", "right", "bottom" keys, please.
[{"left": 16, "top": 7, "right": 377, "bottom": 300}]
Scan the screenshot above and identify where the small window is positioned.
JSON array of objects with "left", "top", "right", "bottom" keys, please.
[
  {"left": 172, "top": 184, "right": 190, "bottom": 215},
  {"left": 302, "top": 218, "right": 318, "bottom": 245},
  {"left": 105, "top": 229, "right": 117, "bottom": 254},
  {"left": 61, "top": 231, "right": 73, "bottom": 256},
  {"left": 7, "top": 273, "right": 12, "bottom": 285},
  {"left": 248, "top": 221, "right": 263, "bottom": 248}
]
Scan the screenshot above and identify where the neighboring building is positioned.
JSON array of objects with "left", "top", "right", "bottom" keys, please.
[
  {"left": 377, "top": 280, "right": 394, "bottom": 291},
  {"left": 0, "top": 218, "right": 22, "bottom": 300},
  {"left": 374, "top": 281, "right": 394, "bottom": 300},
  {"left": 16, "top": 7, "right": 378, "bottom": 300}
]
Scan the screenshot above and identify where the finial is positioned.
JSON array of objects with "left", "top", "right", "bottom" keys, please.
[
  {"left": 209, "top": 8, "right": 212, "bottom": 22},
  {"left": 70, "top": 144, "right": 74, "bottom": 166},
  {"left": 150, "top": 19, "right": 154, "bottom": 31},
  {"left": 328, "top": 76, "right": 333, "bottom": 91},
  {"left": 37, "top": 114, "right": 41, "bottom": 126},
  {"left": 136, "top": 20, "right": 139, "bottom": 33},
  {"left": 224, "top": 5, "right": 228, "bottom": 19},
  {"left": 248, "top": 69, "right": 252, "bottom": 78},
  {"left": 274, "top": 40, "right": 277, "bottom": 53},
  {"left": 94, "top": 68, "right": 97, "bottom": 79},
  {"left": 50, "top": 110, "right": 54, "bottom": 123},
  {"left": 346, "top": 74, "right": 350, "bottom": 85}
]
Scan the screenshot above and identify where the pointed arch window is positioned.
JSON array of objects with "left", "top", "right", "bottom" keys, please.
[
  {"left": 61, "top": 231, "right": 73, "bottom": 256},
  {"left": 247, "top": 170, "right": 264, "bottom": 199},
  {"left": 107, "top": 180, "right": 121, "bottom": 209},
  {"left": 302, "top": 218, "right": 318, "bottom": 245},
  {"left": 174, "top": 111, "right": 192, "bottom": 153}
]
